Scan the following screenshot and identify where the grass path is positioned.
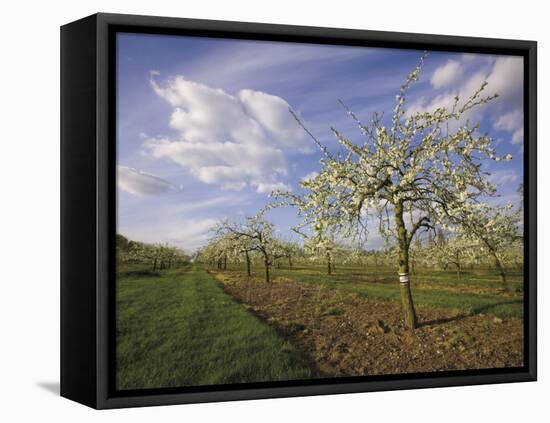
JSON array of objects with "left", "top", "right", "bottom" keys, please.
[{"left": 116, "top": 264, "right": 312, "bottom": 390}]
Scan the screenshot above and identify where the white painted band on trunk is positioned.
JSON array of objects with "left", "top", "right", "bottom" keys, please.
[{"left": 399, "top": 273, "right": 409, "bottom": 284}]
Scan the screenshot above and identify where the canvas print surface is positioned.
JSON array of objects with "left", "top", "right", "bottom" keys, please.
[{"left": 115, "top": 33, "right": 525, "bottom": 391}]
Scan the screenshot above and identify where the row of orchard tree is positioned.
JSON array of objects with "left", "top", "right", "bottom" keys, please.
[
  {"left": 198, "top": 53, "right": 523, "bottom": 330},
  {"left": 116, "top": 234, "right": 189, "bottom": 271},
  {"left": 196, "top": 209, "right": 522, "bottom": 284},
  {"left": 195, "top": 217, "right": 336, "bottom": 282}
]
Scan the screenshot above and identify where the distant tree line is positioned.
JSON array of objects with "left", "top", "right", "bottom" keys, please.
[
  {"left": 117, "top": 234, "right": 189, "bottom": 271},
  {"left": 195, "top": 210, "right": 522, "bottom": 286}
]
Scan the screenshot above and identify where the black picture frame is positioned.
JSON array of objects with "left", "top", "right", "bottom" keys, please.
[{"left": 60, "top": 12, "right": 537, "bottom": 409}]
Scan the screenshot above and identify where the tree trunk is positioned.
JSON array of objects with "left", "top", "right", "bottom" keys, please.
[
  {"left": 223, "top": 254, "right": 227, "bottom": 271},
  {"left": 492, "top": 251, "right": 508, "bottom": 290},
  {"left": 264, "top": 259, "right": 270, "bottom": 283},
  {"left": 245, "top": 250, "right": 251, "bottom": 277},
  {"left": 153, "top": 258, "right": 157, "bottom": 271},
  {"left": 327, "top": 252, "right": 332, "bottom": 275},
  {"left": 288, "top": 256, "right": 293, "bottom": 269},
  {"left": 395, "top": 201, "right": 418, "bottom": 330}
]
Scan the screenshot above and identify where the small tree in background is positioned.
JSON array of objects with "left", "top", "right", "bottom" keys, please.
[
  {"left": 427, "top": 235, "right": 478, "bottom": 280},
  {"left": 303, "top": 235, "right": 339, "bottom": 275},
  {"left": 451, "top": 204, "right": 522, "bottom": 290},
  {"left": 279, "top": 240, "right": 302, "bottom": 270},
  {"left": 217, "top": 211, "right": 286, "bottom": 283},
  {"left": 225, "top": 229, "right": 257, "bottom": 277}
]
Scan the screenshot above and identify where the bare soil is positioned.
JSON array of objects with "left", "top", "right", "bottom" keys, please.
[{"left": 211, "top": 270, "right": 524, "bottom": 377}]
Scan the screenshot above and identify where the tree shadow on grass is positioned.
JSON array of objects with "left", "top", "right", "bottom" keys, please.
[
  {"left": 419, "top": 298, "right": 524, "bottom": 328},
  {"left": 472, "top": 299, "right": 524, "bottom": 315}
]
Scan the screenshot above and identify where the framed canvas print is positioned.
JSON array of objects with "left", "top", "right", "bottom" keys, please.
[{"left": 60, "top": 13, "right": 537, "bottom": 409}]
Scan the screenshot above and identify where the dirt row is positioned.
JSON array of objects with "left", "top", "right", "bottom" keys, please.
[{"left": 211, "top": 270, "right": 524, "bottom": 377}]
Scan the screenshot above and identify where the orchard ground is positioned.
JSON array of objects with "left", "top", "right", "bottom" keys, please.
[{"left": 116, "top": 262, "right": 523, "bottom": 389}]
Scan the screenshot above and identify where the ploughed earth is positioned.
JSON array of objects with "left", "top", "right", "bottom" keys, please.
[{"left": 210, "top": 270, "right": 524, "bottom": 377}]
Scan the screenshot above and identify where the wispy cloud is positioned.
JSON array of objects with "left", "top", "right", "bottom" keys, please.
[
  {"left": 117, "top": 194, "right": 248, "bottom": 251},
  {"left": 487, "top": 169, "right": 519, "bottom": 187},
  {"left": 117, "top": 165, "right": 178, "bottom": 196},
  {"left": 153, "top": 195, "right": 251, "bottom": 219},
  {"left": 119, "top": 217, "right": 217, "bottom": 252},
  {"left": 174, "top": 41, "right": 372, "bottom": 90}
]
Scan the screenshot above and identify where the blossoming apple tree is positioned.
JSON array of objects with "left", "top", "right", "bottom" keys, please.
[
  {"left": 273, "top": 53, "right": 513, "bottom": 330},
  {"left": 448, "top": 203, "right": 522, "bottom": 289},
  {"left": 217, "top": 211, "right": 286, "bottom": 283}
]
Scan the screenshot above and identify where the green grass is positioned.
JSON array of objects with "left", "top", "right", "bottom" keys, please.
[
  {"left": 116, "top": 264, "right": 312, "bottom": 390},
  {"left": 222, "top": 263, "right": 524, "bottom": 319}
]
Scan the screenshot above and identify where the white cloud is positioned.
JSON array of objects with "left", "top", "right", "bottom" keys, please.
[
  {"left": 494, "top": 109, "right": 523, "bottom": 145},
  {"left": 486, "top": 56, "right": 523, "bottom": 103},
  {"left": 147, "top": 75, "right": 309, "bottom": 193},
  {"left": 484, "top": 57, "right": 524, "bottom": 145},
  {"left": 407, "top": 93, "right": 453, "bottom": 117},
  {"left": 301, "top": 171, "right": 319, "bottom": 182},
  {"left": 494, "top": 110, "right": 522, "bottom": 131},
  {"left": 238, "top": 89, "right": 310, "bottom": 150},
  {"left": 407, "top": 55, "right": 524, "bottom": 142},
  {"left": 407, "top": 70, "right": 487, "bottom": 117},
  {"left": 117, "top": 165, "right": 176, "bottom": 196},
  {"left": 512, "top": 129, "right": 523, "bottom": 145},
  {"left": 431, "top": 60, "right": 463, "bottom": 89}
]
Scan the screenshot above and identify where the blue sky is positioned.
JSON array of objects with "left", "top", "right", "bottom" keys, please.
[{"left": 116, "top": 33, "right": 524, "bottom": 252}]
